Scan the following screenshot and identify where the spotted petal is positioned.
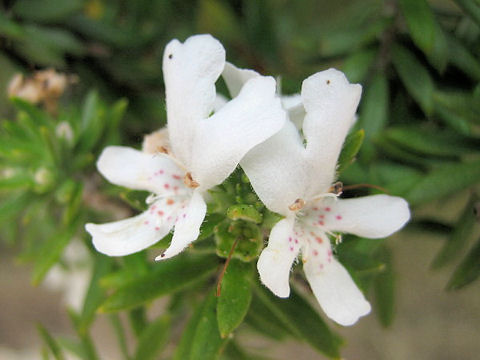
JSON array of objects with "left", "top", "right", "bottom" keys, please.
[
  {"left": 156, "top": 190, "right": 207, "bottom": 260},
  {"left": 190, "top": 75, "right": 286, "bottom": 190},
  {"left": 97, "top": 146, "right": 186, "bottom": 196},
  {"left": 86, "top": 197, "right": 185, "bottom": 256},
  {"left": 163, "top": 34, "right": 225, "bottom": 166},
  {"left": 309, "top": 195, "right": 410, "bottom": 239},
  {"left": 304, "top": 256, "right": 371, "bottom": 326},
  {"left": 257, "top": 216, "right": 301, "bottom": 297}
]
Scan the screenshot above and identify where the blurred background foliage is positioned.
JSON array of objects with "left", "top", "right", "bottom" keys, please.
[{"left": 1, "top": 0, "right": 480, "bottom": 359}]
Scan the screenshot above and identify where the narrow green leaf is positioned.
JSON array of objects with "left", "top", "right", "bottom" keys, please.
[
  {"left": 37, "top": 323, "right": 65, "bottom": 360},
  {"left": 77, "top": 256, "right": 113, "bottom": 334},
  {"left": 129, "top": 307, "right": 148, "bottom": 338},
  {"left": 358, "top": 72, "right": 388, "bottom": 161},
  {"left": 0, "top": 192, "right": 30, "bottom": 224},
  {"left": 398, "top": 0, "right": 435, "bottom": 55},
  {"left": 446, "top": 33, "right": 480, "bottom": 81},
  {"left": 383, "top": 126, "right": 479, "bottom": 157},
  {"left": 246, "top": 294, "right": 294, "bottom": 341},
  {"left": 0, "top": 172, "right": 32, "bottom": 190},
  {"left": 13, "top": 0, "right": 83, "bottom": 22},
  {"left": 175, "top": 291, "right": 228, "bottom": 360},
  {"left": 217, "top": 260, "right": 253, "bottom": 337},
  {"left": 254, "top": 284, "right": 343, "bottom": 358},
  {"left": 134, "top": 316, "right": 170, "bottom": 360},
  {"left": 404, "top": 160, "right": 480, "bottom": 205},
  {"left": 32, "top": 220, "right": 79, "bottom": 285},
  {"left": 67, "top": 310, "right": 99, "bottom": 360},
  {"left": 373, "top": 246, "right": 395, "bottom": 327},
  {"left": 77, "top": 91, "right": 104, "bottom": 152},
  {"left": 341, "top": 48, "right": 377, "bottom": 83},
  {"left": 447, "top": 238, "right": 480, "bottom": 290},
  {"left": 101, "top": 254, "right": 219, "bottom": 312},
  {"left": 392, "top": 44, "right": 434, "bottom": 115},
  {"left": 338, "top": 129, "right": 364, "bottom": 172},
  {"left": 432, "top": 195, "right": 479, "bottom": 269},
  {"left": 454, "top": 0, "right": 480, "bottom": 27},
  {"left": 108, "top": 315, "right": 129, "bottom": 360},
  {"left": 434, "top": 90, "right": 480, "bottom": 125}
]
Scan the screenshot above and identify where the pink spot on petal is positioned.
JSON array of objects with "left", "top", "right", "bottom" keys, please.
[
  {"left": 157, "top": 210, "right": 164, "bottom": 216},
  {"left": 159, "top": 169, "right": 164, "bottom": 174},
  {"left": 313, "top": 250, "right": 319, "bottom": 256},
  {"left": 289, "top": 246, "right": 294, "bottom": 251},
  {"left": 318, "top": 221, "right": 324, "bottom": 226},
  {"left": 316, "top": 237, "right": 323, "bottom": 244},
  {"left": 313, "top": 207, "right": 319, "bottom": 211},
  {"left": 167, "top": 216, "right": 172, "bottom": 221},
  {"left": 320, "top": 264, "right": 324, "bottom": 269},
  {"left": 183, "top": 213, "right": 186, "bottom": 218},
  {"left": 166, "top": 199, "right": 175, "bottom": 205},
  {"left": 172, "top": 174, "right": 181, "bottom": 180},
  {"left": 325, "top": 207, "right": 331, "bottom": 212},
  {"left": 336, "top": 215, "right": 342, "bottom": 220},
  {"left": 173, "top": 186, "right": 179, "bottom": 191},
  {"left": 295, "top": 239, "right": 299, "bottom": 244},
  {"left": 164, "top": 183, "right": 170, "bottom": 189},
  {"left": 319, "top": 214, "right": 325, "bottom": 219},
  {"left": 144, "top": 220, "right": 149, "bottom": 225},
  {"left": 328, "top": 250, "right": 332, "bottom": 256},
  {"left": 155, "top": 226, "right": 160, "bottom": 231},
  {"left": 288, "top": 237, "right": 292, "bottom": 242}
]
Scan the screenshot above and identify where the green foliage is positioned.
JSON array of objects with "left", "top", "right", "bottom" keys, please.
[
  {"left": 217, "top": 259, "right": 254, "bottom": 337},
  {"left": 100, "top": 254, "right": 219, "bottom": 312},
  {"left": 1, "top": 0, "right": 480, "bottom": 358},
  {"left": 253, "top": 283, "right": 343, "bottom": 359},
  {"left": 174, "top": 291, "right": 228, "bottom": 360}
]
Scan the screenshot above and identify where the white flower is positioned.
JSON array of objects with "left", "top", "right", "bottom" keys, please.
[
  {"left": 85, "top": 35, "right": 286, "bottom": 260},
  {"left": 240, "top": 68, "right": 411, "bottom": 326}
]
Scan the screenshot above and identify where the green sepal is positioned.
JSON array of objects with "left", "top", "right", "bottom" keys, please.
[
  {"left": 214, "top": 220, "right": 263, "bottom": 262},
  {"left": 227, "top": 204, "right": 263, "bottom": 224}
]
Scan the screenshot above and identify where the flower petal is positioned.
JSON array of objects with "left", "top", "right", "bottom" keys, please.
[
  {"left": 304, "top": 256, "right": 371, "bottom": 326},
  {"left": 163, "top": 34, "right": 225, "bottom": 166},
  {"left": 301, "top": 69, "right": 362, "bottom": 197},
  {"left": 257, "top": 217, "right": 300, "bottom": 297},
  {"left": 96, "top": 146, "right": 186, "bottom": 196},
  {"left": 222, "top": 62, "right": 259, "bottom": 98},
  {"left": 281, "top": 94, "right": 305, "bottom": 130},
  {"left": 241, "top": 121, "right": 308, "bottom": 215},
  {"left": 156, "top": 190, "right": 207, "bottom": 260},
  {"left": 86, "top": 197, "right": 185, "bottom": 256},
  {"left": 311, "top": 195, "right": 410, "bottom": 239},
  {"left": 190, "top": 75, "right": 286, "bottom": 190}
]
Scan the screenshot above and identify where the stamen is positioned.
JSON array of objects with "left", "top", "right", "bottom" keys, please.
[
  {"left": 184, "top": 172, "right": 199, "bottom": 188},
  {"left": 289, "top": 198, "right": 306, "bottom": 211},
  {"left": 329, "top": 181, "right": 343, "bottom": 195},
  {"left": 157, "top": 146, "right": 169, "bottom": 154}
]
